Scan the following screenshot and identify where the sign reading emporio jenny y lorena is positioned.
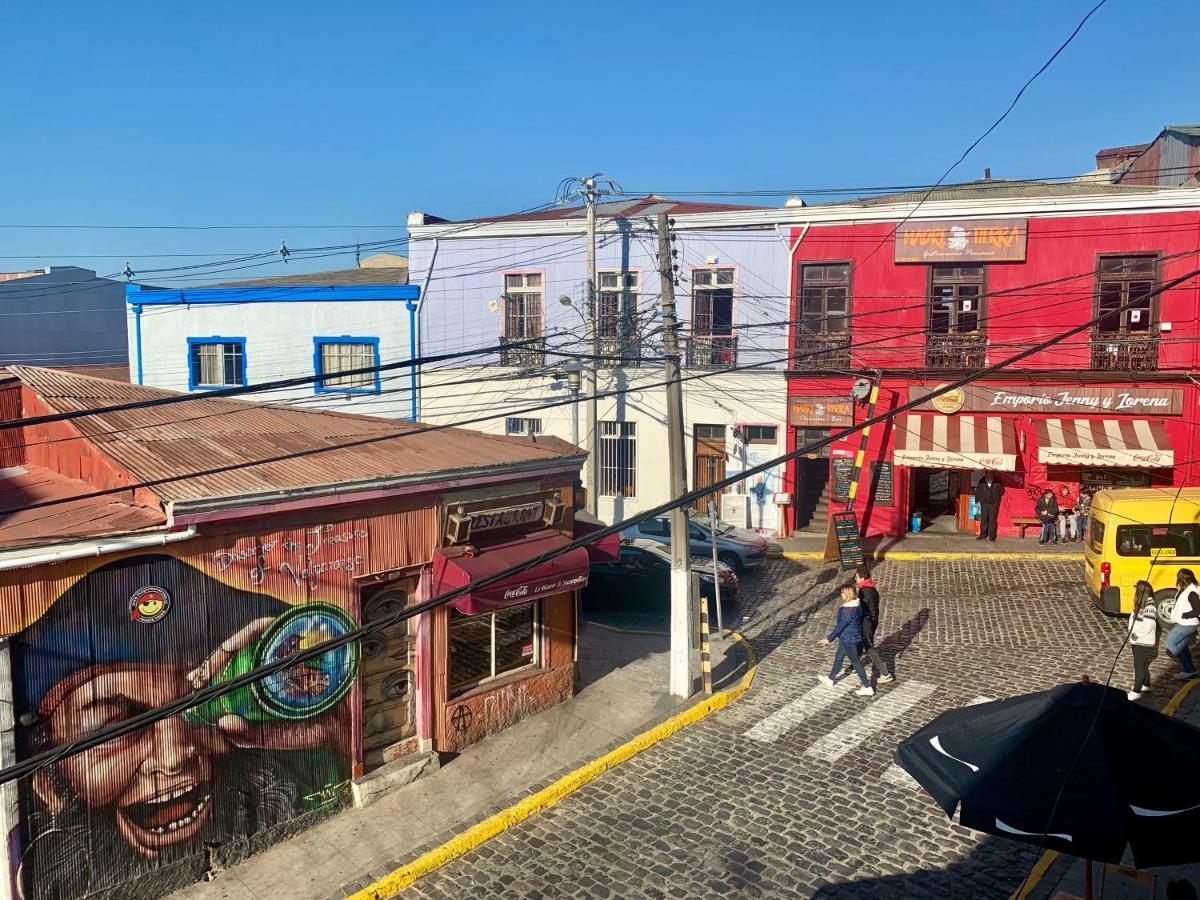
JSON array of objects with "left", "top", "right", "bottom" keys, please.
[{"left": 911, "top": 384, "right": 1183, "bottom": 416}]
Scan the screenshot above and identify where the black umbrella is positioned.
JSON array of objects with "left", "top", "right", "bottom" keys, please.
[{"left": 896, "top": 682, "right": 1200, "bottom": 870}]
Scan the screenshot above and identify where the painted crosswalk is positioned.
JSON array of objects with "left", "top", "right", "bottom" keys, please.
[
  {"left": 879, "top": 696, "right": 994, "bottom": 788},
  {"left": 743, "top": 678, "right": 859, "bottom": 743},
  {"left": 804, "top": 681, "right": 937, "bottom": 762}
]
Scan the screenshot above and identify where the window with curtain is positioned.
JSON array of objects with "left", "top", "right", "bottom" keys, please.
[
  {"left": 316, "top": 339, "right": 378, "bottom": 392},
  {"left": 188, "top": 339, "right": 245, "bottom": 389}
]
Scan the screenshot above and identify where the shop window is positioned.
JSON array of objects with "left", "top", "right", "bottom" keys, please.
[
  {"left": 599, "top": 421, "right": 636, "bottom": 497},
  {"left": 1096, "top": 255, "right": 1158, "bottom": 334},
  {"left": 795, "top": 426, "right": 831, "bottom": 458},
  {"left": 314, "top": 337, "right": 380, "bottom": 394},
  {"left": 187, "top": 337, "right": 246, "bottom": 390},
  {"left": 597, "top": 270, "right": 640, "bottom": 363},
  {"left": 1115, "top": 523, "right": 1200, "bottom": 558},
  {"left": 448, "top": 603, "right": 537, "bottom": 696},
  {"left": 501, "top": 272, "right": 545, "bottom": 366}
]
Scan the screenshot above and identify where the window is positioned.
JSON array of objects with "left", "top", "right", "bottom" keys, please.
[
  {"left": 638, "top": 516, "right": 670, "bottom": 537},
  {"left": 448, "top": 603, "right": 537, "bottom": 696},
  {"left": 689, "top": 268, "right": 737, "bottom": 368},
  {"left": 743, "top": 425, "right": 778, "bottom": 445},
  {"left": 501, "top": 272, "right": 545, "bottom": 365},
  {"left": 599, "top": 421, "right": 636, "bottom": 497},
  {"left": 796, "top": 263, "right": 850, "bottom": 334},
  {"left": 1096, "top": 255, "right": 1158, "bottom": 334},
  {"left": 187, "top": 337, "right": 246, "bottom": 390},
  {"left": 505, "top": 417, "right": 543, "bottom": 436},
  {"left": 597, "top": 270, "right": 640, "bottom": 363},
  {"left": 1088, "top": 518, "right": 1106, "bottom": 553},
  {"left": 314, "top": 337, "right": 380, "bottom": 394},
  {"left": 1115, "top": 523, "right": 1200, "bottom": 559},
  {"left": 928, "top": 265, "right": 984, "bottom": 334}
]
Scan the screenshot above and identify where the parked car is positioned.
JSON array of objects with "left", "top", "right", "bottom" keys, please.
[
  {"left": 582, "top": 538, "right": 738, "bottom": 614},
  {"left": 622, "top": 512, "right": 768, "bottom": 573}
]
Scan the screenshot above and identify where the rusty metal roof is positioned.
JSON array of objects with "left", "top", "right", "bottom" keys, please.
[
  {"left": 10, "top": 366, "right": 582, "bottom": 509},
  {"left": 0, "top": 465, "right": 166, "bottom": 549},
  {"left": 836, "top": 179, "right": 1177, "bottom": 208}
]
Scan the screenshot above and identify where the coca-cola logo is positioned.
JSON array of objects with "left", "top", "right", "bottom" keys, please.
[{"left": 501, "top": 572, "right": 589, "bottom": 601}]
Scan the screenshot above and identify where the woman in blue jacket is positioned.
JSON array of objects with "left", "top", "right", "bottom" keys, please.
[{"left": 819, "top": 584, "right": 875, "bottom": 697}]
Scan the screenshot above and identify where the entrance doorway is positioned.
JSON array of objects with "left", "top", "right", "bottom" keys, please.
[
  {"left": 693, "top": 424, "right": 726, "bottom": 512},
  {"left": 912, "top": 468, "right": 968, "bottom": 532},
  {"left": 360, "top": 577, "right": 418, "bottom": 769},
  {"left": 795, "top": 457, "right": 831, "bottom": 531}
]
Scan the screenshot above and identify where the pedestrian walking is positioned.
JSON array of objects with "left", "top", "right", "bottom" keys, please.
[
  {"left": 1166, "top": 569, "right": 1200, "bottom": 681},
  {"left": 819, "top": 584, "right": 874, "bottom": 697},
  {"left": 974, "top": 472, "right": 1004, "bottom": 542},
  {"left": 1035, "top": 489, "right": 1059, "bottom": 544},
  {"left": 1127, "top": 580, "right": 1157, "bottom": 701},
  {"left": 1075, "top": 489, "right": 1092, "bottom": 543},
  {"left": 855, "top": 565, "right": 894, "bottom": 683}
]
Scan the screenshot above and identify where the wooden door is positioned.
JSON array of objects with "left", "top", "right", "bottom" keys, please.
[
  {"left": 360, "top": 578, "right": 418, "bottom": 764},
  {"left": 693, "top": 424, "right": 727, "bottom": 512}
]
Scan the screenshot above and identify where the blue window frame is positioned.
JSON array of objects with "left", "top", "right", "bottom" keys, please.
[
  {"left": 313, "top": 336, "right": 381, "bottom": 394},
  {"left": 187, "top": 337, "right": 247, "bottom": 390}
]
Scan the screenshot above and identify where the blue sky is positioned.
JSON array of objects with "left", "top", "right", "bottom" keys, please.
[{"left": 0, "top": 0, "right": 1195, "bottom": 282}]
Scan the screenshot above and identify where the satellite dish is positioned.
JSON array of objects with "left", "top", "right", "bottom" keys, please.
[{"left": 851, "top": 378, "right": 872, "bottom": 401}]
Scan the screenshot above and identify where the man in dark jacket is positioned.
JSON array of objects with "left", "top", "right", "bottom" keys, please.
[
  {"left": 974, "top": 472, "right": 1004, "bottom": 542},
  {"left": 855, "top": 566, "right": 893, "bottom": 683}
]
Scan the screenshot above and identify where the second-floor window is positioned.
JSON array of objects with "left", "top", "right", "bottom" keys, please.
[
  {"left": 796, "top": 263, "right": 850, "bottom": 334},
  {"left": 505, "top": 417, "right": 542, "bottom": 436},
  {"left": 188, "top": 338, "right": 246, "bottom": 390},
  {"left": 929, "top": 265, "right": 984, "bottom": 334},
  {"left": 1096, "top": 254, "right": 1158, "bottom": 334},
  {"left": 597, "top": 270, "right": 639, "bottom": 363},
  {"left": 502, "top": 272, "right": 544, "bottom": 365},
  {"left": 692, "top": 268, "right": 734, "bottom": 335},
  {"left": 315, "top": 337, "right": 380, "bottom": 393}
]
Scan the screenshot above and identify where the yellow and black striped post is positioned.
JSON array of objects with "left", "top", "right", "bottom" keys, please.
[
  {"left": 844, "top": 380, "right": 881, "bottom": 513},
  {"left": 698, "top": 585, "right": 713, "bottom": 695}
]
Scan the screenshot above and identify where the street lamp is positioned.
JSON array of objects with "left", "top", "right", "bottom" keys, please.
[{"left": 562, "top": 360, "right": 583, "bottom": 447}]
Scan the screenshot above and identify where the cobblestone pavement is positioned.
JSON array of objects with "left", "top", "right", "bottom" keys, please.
[{"left": 403, "top": 556, "right": 1172, "bottom": 900}]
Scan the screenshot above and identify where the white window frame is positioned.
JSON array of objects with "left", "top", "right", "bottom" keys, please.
[
  {"left": 505, "top": 417, "right": 543, "bottom": 436},
  {"left": 501, "top": 271, "right": 545, "bottom": 365},
  {"left": 598, "top": 420, "right": 637, "bottom": 498}
]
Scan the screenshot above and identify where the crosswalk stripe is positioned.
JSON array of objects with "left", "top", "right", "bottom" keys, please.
[
  {"left": 880, "top": 696, "right": 994, "bottom": 788},
  {"left": 743, "top": 679, "right": 857, "bottom": 743},
  {"left": 805, "top": 681, "right": 937, "bottom": 763}
]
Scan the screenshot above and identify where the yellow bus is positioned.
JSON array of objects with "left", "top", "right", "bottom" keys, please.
[{"left": 1084, "top": 488, "right": 1200, "bottom": 614}]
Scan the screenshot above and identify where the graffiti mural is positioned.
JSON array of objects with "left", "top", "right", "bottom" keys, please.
[{"left": 9, "top": 553, "right": 359, "bottom": 900}]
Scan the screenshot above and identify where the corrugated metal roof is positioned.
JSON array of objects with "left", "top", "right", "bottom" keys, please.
[
  {"left": 455, "top": 195, "right": 768, "bottom": 224},
  {"left": 836, "top": 179, "right": 1179, "bottom": 208},
  {"left": 10, "top": 367, "right": 581, "bottom": 508},
  {"left": 215, "top": 266, "right": 409, "bottom": 287},
  {"left": 1166, "top": 125, "right": 1200, "bottom": 138},
  {"left": 0, "top": 465, "right": 166, "bottom": 549}
]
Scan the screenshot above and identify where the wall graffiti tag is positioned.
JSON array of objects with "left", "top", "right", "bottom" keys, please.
[{"left": 212, "top": 523, "right": 369, "bottom": 589}]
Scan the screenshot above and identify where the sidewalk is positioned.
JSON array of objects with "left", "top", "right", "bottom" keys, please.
[
  {"left": 170, "top": 618, "right": 748, "bottom": 900},
  {"left": 772, "top": 529, "right": 1086, "bottom": 560}
]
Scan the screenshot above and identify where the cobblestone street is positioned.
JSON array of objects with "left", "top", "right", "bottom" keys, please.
[{"left": 404, "top": 557, "right": 1156, "bottom": 899}]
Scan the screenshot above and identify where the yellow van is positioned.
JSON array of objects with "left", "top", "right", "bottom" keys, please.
[{"left": 1084, "top": 488, "right": 1200, "bottom": 614}]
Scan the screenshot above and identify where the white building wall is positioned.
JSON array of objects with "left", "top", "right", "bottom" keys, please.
[{"left": 129, "top": 300, "right": 415, "bottom": 418}]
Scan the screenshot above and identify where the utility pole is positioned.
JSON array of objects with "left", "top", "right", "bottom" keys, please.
[
  {"left": 584, "top": 177, "right": 600, "bottom": 516},
  {"left": 658, "top": 212, "right": 692, "bottom": 699}
]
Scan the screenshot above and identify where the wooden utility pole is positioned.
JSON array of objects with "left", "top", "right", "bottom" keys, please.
[
  {"left": 659, "top": 212, "right": 692, "bottom": 699},
  {"left": 584, "top": 177, "right": 600, "bottom": 515}
]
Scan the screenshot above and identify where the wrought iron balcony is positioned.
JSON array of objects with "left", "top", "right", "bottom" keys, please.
[
  {"left": 499, "top": 337, "right": 546, "bottom": 367},
  {"left": 792, "top": 333, "right": 852, "bottom": 370},
  {"left": 686, "top": 335, "right": 738, "bottom": 369},
  {"left": 925, "top": 333, "right": 987, "bottom": 370},
  {"left": 1091, "top": 333, "right": 1159, "bottom": 372}
]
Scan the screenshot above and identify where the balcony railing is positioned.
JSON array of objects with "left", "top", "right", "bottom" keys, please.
[
  {"left": 926, "top": 333, "right": 987, "bottom": 370},
  {"left": 686, "top": 335, "right": 737, "bottom": 369},
  {"left": 499, "top": 336, "right": 546, "bottom": 368},
  {"left": 597, "top": 335, "right": 641, "bottom": 367},
  {"left": 792, "top": 332, "right": 852, "bottom": 370},
  {"left": 1091, "top": 333, "right": 1159, "bottom": 372}
]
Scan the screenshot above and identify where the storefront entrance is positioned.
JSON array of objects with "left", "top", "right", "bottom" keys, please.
[{"left": 912, "top": 468, "right": 970, "bottom": 532}]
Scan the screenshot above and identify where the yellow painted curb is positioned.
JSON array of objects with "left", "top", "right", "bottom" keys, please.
[
  {"left": 347, "top": 632, "right": 759, "bottom": 900},
  {"left": 1011, "top": 675, "right": 1200, "bottom": 899},
  {"left": 775, "top": 550, "right": 1082, "bottom": 562}
]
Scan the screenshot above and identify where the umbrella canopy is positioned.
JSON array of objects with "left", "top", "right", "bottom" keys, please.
[{"left": 896, "top": 682, "right": 1200, "bottom": 868}]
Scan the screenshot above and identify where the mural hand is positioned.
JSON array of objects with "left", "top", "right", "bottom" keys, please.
[
  {"left": 215, "top": 707, "right": 345, "bottom": 753},
  {"left": 186, "top": 617, "right": 276, "bottom": 689}
]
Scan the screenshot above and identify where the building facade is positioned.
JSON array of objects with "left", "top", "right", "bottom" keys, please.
[
  {"left": 778, "top": 184, "right": 1200, "bottom": 538},
  {"left": 0, "top": 366, "right": 598, "bottom": 899},
  {"left": 126, "top": 264, "right": 418, "bottom": 419},
  {"left": 0, "top": 266, "right": 128, "bottom": 369},
  {"left": 408, "top": 197, "right": 794, "bottom": 535}
]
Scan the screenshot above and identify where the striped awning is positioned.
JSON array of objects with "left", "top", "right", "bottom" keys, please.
[
  {"left": 1035, "top": 418, "right": 1173, "bottom": 468},
  {"left": 894, "top": 415, "right": 1019, "bottom": 471}
]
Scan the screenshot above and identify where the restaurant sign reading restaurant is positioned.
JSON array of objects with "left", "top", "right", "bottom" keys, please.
[
  {"left": 911, "top": 384, "right": 1183, "bottom": 417},
  {"left": 444, "top": 492, "right": 566, "bottom": 545},
  {"left": 895, "top": 218, "right": 1027, "bottom": 263}
]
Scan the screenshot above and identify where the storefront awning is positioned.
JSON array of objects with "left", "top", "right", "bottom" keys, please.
[
  {"left": 894, "top": 414, "right": 1019, "bottom": 471},
  {"left": 433, "top": 529, "right": 590, "bottom": 617},
  {"left": 1034, "top": 418, "right": 1173, "bottom": 468},
  {"left": 572, "top": 510, "right": 620, "bottom": 563}
]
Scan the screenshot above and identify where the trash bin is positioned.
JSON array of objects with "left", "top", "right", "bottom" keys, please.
[{"left": 910, "top": 512, "right": 922, "bottom": 534}]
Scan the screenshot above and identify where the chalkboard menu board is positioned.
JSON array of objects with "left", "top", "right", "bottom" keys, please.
[
  {"left": 871, "top": 461, "right": 894, "bottom": 506},
  {"left": 831, "top": 458, "right": 854, "bottom": 503},
  {"left": 832, "top": 511, "right": 864, "bottom": 570}
]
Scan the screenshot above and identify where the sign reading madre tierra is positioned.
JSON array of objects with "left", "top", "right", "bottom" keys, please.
[
  {"left": 895, "top": 218, "right": 1027, "bottom": 263},
  {"left": 911, "top": 384, "right": 1182, "bottom": 416}
]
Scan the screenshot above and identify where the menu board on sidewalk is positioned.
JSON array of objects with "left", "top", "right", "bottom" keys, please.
[
  {"left": 831, "top": 511, "right": 864, "bottom": 571},
  {"left": 871, "top": 461, "right": 895, "bottom": 506},
  {"left": 831, "top": 458, "right": 854, "bottom": 503}
]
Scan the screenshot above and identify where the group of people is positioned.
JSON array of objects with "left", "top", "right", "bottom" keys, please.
[
  {"left": 818, "top": 566, "right": 894, "bottom": 697},
  {"left": 1034, "top": 487, "right": 1093, "bottom": 545},
  {"left": 1127, "top": 568, "right": 1200, "bottom": 700}
]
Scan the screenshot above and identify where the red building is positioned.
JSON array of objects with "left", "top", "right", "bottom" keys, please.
[{"left": 782, "top": 182, "right": 1200, "bottom": 539}]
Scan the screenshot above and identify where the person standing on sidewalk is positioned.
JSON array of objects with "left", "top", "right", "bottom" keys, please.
[
  {"left": 974, "top": 472, "right": 1004, "bottom": 542},
  {"left": 1035, "top": 489, "right": 1059, "bottom": 545},
  {"left": 1127, "top": 580, "right": 1158, "bottom": 701},
  {"left": 1167, "top": 569, "right": 1200, "bottom": 681},
  {"left": 819, "top": 584, "right": 874, "bottom": 697},
  {"left": 855, "top": 565, "right": 894, "bottom": 684},
  {"left": 1075, "top": 489, "right": 1093, "bottom": 543}
]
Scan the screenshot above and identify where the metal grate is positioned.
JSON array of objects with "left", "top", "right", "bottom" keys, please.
[{"left": 598, "top": 421, "right": 636, "bottom": 497}]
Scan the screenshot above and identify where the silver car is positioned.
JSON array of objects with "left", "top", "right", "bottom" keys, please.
[{"left": 622, "top": 513, "right": 769, "bottom": 573}]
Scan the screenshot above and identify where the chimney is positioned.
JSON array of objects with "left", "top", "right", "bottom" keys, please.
[{"left": 983, "top": 168, "right": 992, "bottom": 180}]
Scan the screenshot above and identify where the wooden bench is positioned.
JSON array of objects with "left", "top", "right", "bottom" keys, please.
[{"left": 1012, "top": 516, "right": 1042, "bottom": 539}]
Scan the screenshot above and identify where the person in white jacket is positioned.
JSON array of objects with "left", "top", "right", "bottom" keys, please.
[
  {"left": 1166, "top": 569, "right": 1200, "bottom": 681},
  {"left": 1128, "top": 580, "right": 1158, "bottom": 701}
]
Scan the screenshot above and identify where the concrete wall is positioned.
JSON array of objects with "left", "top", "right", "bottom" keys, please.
[{"left": 0, "top": 267, "right": 127, "bottom": 367}]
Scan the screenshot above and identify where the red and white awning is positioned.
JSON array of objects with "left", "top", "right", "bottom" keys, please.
[
  {"left": 1034, "top": 418, "right": 1173, "bottom": 468},
  {"left": 894, "top": 415, "right": 1019, "bottom": 471}
]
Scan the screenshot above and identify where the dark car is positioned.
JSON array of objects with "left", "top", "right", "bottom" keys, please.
[{"left": 582, "top": 538, "right": 738, "bottom": 615}]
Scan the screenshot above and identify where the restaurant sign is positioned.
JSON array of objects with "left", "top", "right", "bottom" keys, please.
[
  {"left": 911, "top": 384, "right": 1182, "bottom": 416},
  {"left": 895, "top": 218, "right": 1027, "bottom": 263},
  {"left": 789, "top": 396, "right": 854, "bottom": 427},
  {"left": 443, "top": 492, "right": 565, "bottom": 544}
]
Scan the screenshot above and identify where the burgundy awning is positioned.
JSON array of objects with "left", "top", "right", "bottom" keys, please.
[
  {"left": 433, "top": 529, "right": 590, "bottom": 616},
  {"left": 572, "top": 511, "right": 620, "bottom": 563}
]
